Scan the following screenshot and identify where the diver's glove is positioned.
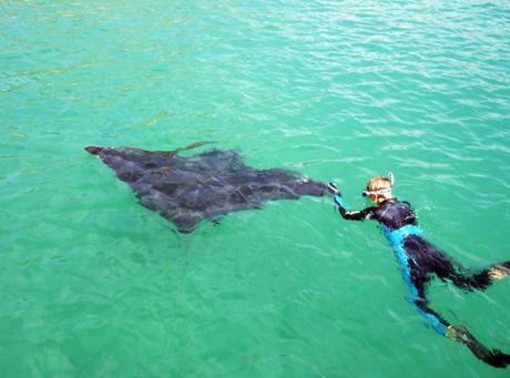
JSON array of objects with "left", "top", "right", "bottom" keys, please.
[
  {"left": 327, "top": 182, "right": 340, "bottom": 195},
  {"left": 328, "top": 182, "right": 346, "bottom": 208}
]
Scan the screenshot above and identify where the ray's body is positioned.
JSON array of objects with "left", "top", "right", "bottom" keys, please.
[{"left": 86, "top": 143, "right": 326, "bottom": 233}]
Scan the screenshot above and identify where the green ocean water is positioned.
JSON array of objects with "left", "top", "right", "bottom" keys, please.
[{"left": 1, "top": 0, "right": 510, "bottom": 376}]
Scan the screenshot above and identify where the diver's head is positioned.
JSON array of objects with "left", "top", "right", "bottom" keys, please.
[{"left": 362, "top": 173, "right": 394, "bottom": 203}]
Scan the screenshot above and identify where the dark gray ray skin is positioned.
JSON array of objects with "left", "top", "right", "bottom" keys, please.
[{"left": 85, "top": 144, "right": 327, "bottom": 233}]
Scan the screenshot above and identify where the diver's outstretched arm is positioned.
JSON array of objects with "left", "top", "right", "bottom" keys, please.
[{"left": 327, "top": 182, "right": 377, "bottom": 221}]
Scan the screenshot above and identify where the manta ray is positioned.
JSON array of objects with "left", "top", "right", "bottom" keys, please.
[{"left": 85, "top": 142, "right": 327, "bottom": 233}]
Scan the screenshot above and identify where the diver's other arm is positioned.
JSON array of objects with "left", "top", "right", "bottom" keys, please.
[{"left": 327, "top": 182, "right": 373, "bottom": 221}]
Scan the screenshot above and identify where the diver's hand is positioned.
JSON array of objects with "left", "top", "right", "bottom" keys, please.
[{"left": 327, "top": 182, "right": 340, "bottom": 195}]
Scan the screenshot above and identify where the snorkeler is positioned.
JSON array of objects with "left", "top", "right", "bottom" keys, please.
[{"left": 327, "top": 174, "right": 510, "bottom": 368}]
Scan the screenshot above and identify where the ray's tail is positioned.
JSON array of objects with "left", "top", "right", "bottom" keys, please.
[
  {"left": 84, "top": 141, "right": 215, "bottom": 157},
  {"left": 153, "top": 140, "right": 216, "bottom": 155}
]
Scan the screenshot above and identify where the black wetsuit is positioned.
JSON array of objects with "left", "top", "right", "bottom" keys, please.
[{"left": 333, "top": 194, "right": 510, "bottom": 368}]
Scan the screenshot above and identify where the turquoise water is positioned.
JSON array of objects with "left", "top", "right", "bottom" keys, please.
[{"left": 1, "top": 0, "right": 510, "bottom": 376}]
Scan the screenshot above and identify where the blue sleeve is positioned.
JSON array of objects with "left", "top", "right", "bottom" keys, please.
[{"left": 333, "top": 194, "right": 347, "bottom": 209}]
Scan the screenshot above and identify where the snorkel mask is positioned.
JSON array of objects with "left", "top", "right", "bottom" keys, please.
[
  {"left": 362, "top": 187, "right": 392, "bottom": 197},
  {"left": 361, "top": 172, "right": 395, "bottom": 198}
]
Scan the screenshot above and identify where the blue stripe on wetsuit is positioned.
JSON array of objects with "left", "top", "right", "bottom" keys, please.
[
  {"left": 382, "top": 225, "right": 448, "bottom": 335},
  {"left": 334, "top": 194, "right": 347, "bottom": 209}
]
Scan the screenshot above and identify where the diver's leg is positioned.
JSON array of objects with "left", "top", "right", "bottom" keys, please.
[
  {"left": 407, "top": 265, "right": 450, "bottom": 335},
  {"left": 408, "top": 265, "right": 510, "bottom": 368},
  {"left": 402, "top": 236, "right": 509, "bottom": 291},
  {"left": 435, "top": 255, "right": 490, "bottom": 291},
  {"left": 435, "top": 256, "right": 510, "bottom": 291},
  {"left": 446, "top": 325, "right": 510, "bottom": 368},
  {"left": 425, "top": 246, "right": 510, "bottom": 291},
  {"left": 394, "top": 237, "right": 451, "bottom": 333}
]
